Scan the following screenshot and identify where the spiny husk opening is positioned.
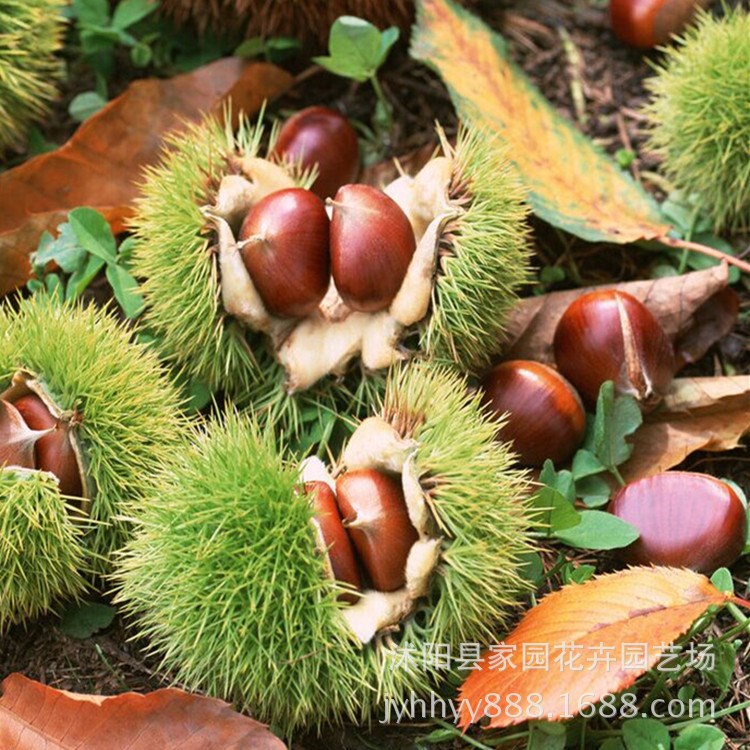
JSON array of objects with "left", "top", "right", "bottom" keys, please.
[
  {"left": 114, "top": 364, "right": 533, "bottom": 732},
  {"left": 300, "top": 416, "right": 442, "bottom": 644},
  {"left": 132, "top": 112, "right": 530, "bottom": 442},
  {"left": 0, "top": 295, "right": 186, "bottom": 589},
  {"left": 0, "top": 369, "right": 92, "bottom": 515},
  {"left": 0, "top": 0, "right": 65, "bottom": 150}
]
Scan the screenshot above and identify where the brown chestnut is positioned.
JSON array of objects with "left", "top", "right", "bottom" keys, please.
[
  {"left": 306, "top": 481, "right": 361, "bottom": 603},
  {"left": 239, "top": 187, "right": 330, "bottom": 318},
  {"left": 335, "top": 468, "right": 419, "bottom": 592},
  {"left": 13, "top": 393, "right": 82, "bottom": 498},
  {"left": 610, "top": 0, "right": 707, "bottom": 49},
  {"left": 272, "top": 106, "right": 360, "bottom": 200},
  {"left": 609, "top": 471, "right": 747, "bottom": 573},
  {"left": 553, "top": 289, "right": 675, "bottom": 410},
  {"left": 329, "top": 184, "right": 416, "bottom": 313},
  {"left": 480, "top": 360, "right": 586, "bottom": 468}
]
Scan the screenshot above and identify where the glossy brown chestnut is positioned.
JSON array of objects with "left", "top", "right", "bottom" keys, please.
[
  {"left": 480, "top": 360, "right": 586, "bottom": 467},
  {"left": 329, "top": 184, "right": 417, "bottom": 313},
  {"left": 553, "top": 289, "right": 675, "bottom": 410},
  {"left": 239, "top": 187, "right": 330, "bottom": 318},
  {"left": 609, "top": 471, "right": 747, "bottom": 573},
  {"left": 272, "top": 106, "right": 360, "bottom": 200},
  {"left": 306, "top": 481, "right": 362, "bottom": 603},
  {"left": 335, "top": 468, "right": 419, "bottom": 592},
  {"left": 12, "top": 393, "right": 83, "bottom": 497},
  {"left": 610, "top": 0, "right": 707, "bottom": 49}
]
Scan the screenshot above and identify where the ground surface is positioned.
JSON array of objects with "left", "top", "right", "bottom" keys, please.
[{"left": 1, "top": 1, "right": 748, "bottom": 748}]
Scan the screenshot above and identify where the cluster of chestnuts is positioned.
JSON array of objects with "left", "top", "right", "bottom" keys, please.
[
  {"left": 238, "top": 182, "right": 416, "bottom": 320},
  {"left": 307, "top": 468, "right": 418, "bottom": 600},
  {"left": 480, "top": 288, "right": 674, "bottom": 468},
  {"left": 0, "top": 392, "right": 82, "bottom": 498},
  {"left": 480, "top": 289, "right": 747, "bottom": 575},
  {"left": 239, "top": 106, "right": 420, "bottom": 320}
]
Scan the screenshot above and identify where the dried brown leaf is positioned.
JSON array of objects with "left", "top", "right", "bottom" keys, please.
[
  {"left": 0, "top": 674, "right": 286, "bottom": 750},
  {"left": 0, "top": 59, "right": 292, "bottom": 296},
  {"left": 622, "top": 376, "right": 750, "bottom": 482}
]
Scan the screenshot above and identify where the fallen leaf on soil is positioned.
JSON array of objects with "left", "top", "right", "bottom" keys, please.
[
  {"left": 0, "top": 59, "right": 292, "bottom": 297},
  {"left": 411, "top": 0, "right": 670, "bottom": 245},
  {"left": 0, "top": 674, "right": 286, "bottom": 750},
  {"left": 459, "top": 567, "right": 733, "bottom": 729},
  {"left": 622, "top": 376, "right": 750, "bottom": 482},
  {"left": 501, "top": 265, "right": 734, "bottom": 368}
]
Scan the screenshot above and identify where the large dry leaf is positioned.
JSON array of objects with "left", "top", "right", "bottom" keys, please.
[
  {"left": 0, "top": 59, "right": 292, "bottom": 296},
  {"left": 502, "top": 265, "right": 734, "bottom": 367},
  {"left": 622, "top": 376, "right": 750, "bottom": 482},
  {"left": 459, "top": 567, "right": 735, "bottom": 729},
  {"left": 411, "top": 0, "right": 670, "bottom": 244},
  {"left": 0, "top": 674, "right": 285, "bottom": 749}
]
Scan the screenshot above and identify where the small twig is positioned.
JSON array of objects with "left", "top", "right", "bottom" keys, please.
[{"left": 658, "top": 235, "right": 750, "bottom": 275}]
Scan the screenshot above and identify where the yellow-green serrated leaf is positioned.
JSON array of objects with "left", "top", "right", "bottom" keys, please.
[{"left": 411, "top": 0, "right": 671, "bottom": 244}]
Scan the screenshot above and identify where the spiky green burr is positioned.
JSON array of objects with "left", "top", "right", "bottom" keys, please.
[
  {"left": 645, "top": 7, "right": 750, "bottom": 232},
  {"left": 0, "top": 295, "right": 185, "bottom": 628},
  {"left": 0, "top": 0, "right": 65, "bottom": 151},
  {"left": 130, "top": 111, "right": 530, "bottom": 444},
  {"left": 115, "top": 363, "right": 532, "bottom": 732}
]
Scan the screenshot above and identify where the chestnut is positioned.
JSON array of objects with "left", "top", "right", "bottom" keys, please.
[
  {"left": 480, "top": 360, "right": 586, "bottom": 468},
  {"left": 272, "top": 106, "right": 360, "bottom": 200},
  {"left": 306, "top": 481, "right": 362, "bottom": 603},
  {"left": 329, "top": 184, "right": 417, "bottom": 313},
  {"left": 239, "top": 187, "right": 330, "bottom": 319},
  {"left": 608, "top": 471, "right": 747, "bottom": 573},
  {"left": 610, "top": 0, "right": 706, "bottom": 49},
  {"left": 335, "top": 468, "right": 419, "bottom": 592},
  {"left": 553, "top": 289, "right": 675, "bottom": 410},
  {"left": 12, "top": 394, "right": 83, "bottom": 498}
]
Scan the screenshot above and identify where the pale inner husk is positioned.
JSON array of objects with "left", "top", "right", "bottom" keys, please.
[
  {"left": 300, "top": 415, "right": 441, "bottom": 645},
  {"left": 208, "top": 155, "right": 461, "bottom": 393},
  {"left": 0, "top": 370, "right": 91, "bottom": 515}
]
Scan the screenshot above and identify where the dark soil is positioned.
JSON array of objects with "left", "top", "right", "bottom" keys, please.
[{"left": 1, "top": 0, "right": 748, "bottom": 748}]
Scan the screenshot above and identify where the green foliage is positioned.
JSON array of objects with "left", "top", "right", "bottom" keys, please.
[
  {"left": 646, "top": 7, "right": 750, "bottom": 232},
  {"left": 313, "top": 16, "right": 399, "bottom": 140},
  {"left": 29, "top": 208, "right": 144, "bottom": 319},
  {"left": 72, "top": 0, "right": 158, "bottom": 74},
  {"left": 116, "top": 364, "right": 532, "bottom": 731},
  {"left": 532, "top": 382, "right": 642, "bottom": 550},
  {"left": 421, "top": 125, "right": 531, "bottom": 373},
  {"left": 0, "top": 295, "right": 185, "bottom": 599},
  {"left": 0, "top": 469, "right": 87, "bottom": 629},
  {"left": 314, "top": 16, "right": 398, "bottom": 83},
  {"left": 0, "top": 0, "right": 66, "bottom": 150},
  {"left": 622, "top": 718, "right": 670, "bottom": 750},
  {"left": 59, "top": 601, "right": 116, "bottom": 638}
]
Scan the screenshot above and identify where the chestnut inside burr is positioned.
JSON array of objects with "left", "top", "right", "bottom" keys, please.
[
  {"left": 0, "top": 372, "right": 88, "bottom": 510},
  {"left": 305, "top": 468, "right": 420, "bottom": 597}
]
